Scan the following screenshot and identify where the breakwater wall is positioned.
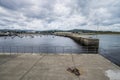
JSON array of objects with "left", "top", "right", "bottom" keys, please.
[{"left": 54, "top": 32, "right": 99, "bottom": 52}]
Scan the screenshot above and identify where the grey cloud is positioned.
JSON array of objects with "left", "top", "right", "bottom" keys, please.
[
  {"left": 0, "top": 0, "right": 32, "bottom": 10},
  {"left": 0, "top": 0, "right": 120, "bottom": 31},
  {"left": 1, "top": 18, "right": 17, "bottom": 24},
  {"left": 76, "top": 0, "right": 90, "bottom": 15},
  {"left": 24, "top": 8, "right": 52, "bottom": 19},
  {"left": 101, "top": 18, "right": 120, "bottom": 26}
]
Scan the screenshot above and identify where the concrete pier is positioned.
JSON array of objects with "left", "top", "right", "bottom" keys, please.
[
  {"left": 0, "top": 54, "right": 120, "bottom": 80},
  {"left": 54, "top": 32, "right": 99, "bottom": 50}
]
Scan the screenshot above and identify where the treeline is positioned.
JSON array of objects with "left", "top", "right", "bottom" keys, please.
[{"left": 0, "top": 29, "right": 120, "bottom": 35}]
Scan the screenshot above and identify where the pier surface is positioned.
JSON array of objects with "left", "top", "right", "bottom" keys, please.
[{"left": 0, "top": 54, "right": 120, "bottom": 80}]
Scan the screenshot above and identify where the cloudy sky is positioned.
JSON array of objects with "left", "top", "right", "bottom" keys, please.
[{"left": 0, "top": 0, "right": 120, "bottom": 31}]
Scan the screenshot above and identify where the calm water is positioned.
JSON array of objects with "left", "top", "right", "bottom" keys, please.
[
  {"left": 0, "top": 34, "right": 120, "bottom": 65},
  {"left": 0, "top": 35, "right": 91, "bottom": 53},
  {"left": 81, "top": 34, "right": 120, "bottom": 66}
]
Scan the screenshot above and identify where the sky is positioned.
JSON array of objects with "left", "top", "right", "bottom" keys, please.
[{"left": 0, "top": 0, "right": 120, "bottom": 31}]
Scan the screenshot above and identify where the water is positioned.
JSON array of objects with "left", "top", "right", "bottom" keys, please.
[
  {"left": 81, "top": 34, "right": 120, "bottom": 66},
  {"left": 0, "top": 35, "right": 91, "bottom": 53},
  {"left": 0, "top": 34, "right": 120, "bottom": 66},
  {"left": 98, "top": 35, "right": 120, "bottom": 66}
]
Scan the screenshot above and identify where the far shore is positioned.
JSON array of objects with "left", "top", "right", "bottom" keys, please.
[{"left": 0, "top": 32, "right": 120, "bottom": 37}]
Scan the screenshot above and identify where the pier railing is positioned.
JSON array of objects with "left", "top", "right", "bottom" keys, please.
[{"left": 0, "top": 45, "right": 98, "bottom": 54}]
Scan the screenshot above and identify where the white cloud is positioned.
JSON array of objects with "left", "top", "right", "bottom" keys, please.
[
  {"left": 0, "top": 0, "right": 120, "bottom": 31},
  {"left": 26, "top": 19, "right": 46, "bottom": 30},
  {"left": 53, "top": 3, "right": 71, "bottom": 16},
  {"left": 0, "top": 7, "right": 7, "bottom": 13}
]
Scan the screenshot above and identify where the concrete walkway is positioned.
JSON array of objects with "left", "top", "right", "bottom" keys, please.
[{"left": 0, "top": 54, "right": 120, "bottom": 80}]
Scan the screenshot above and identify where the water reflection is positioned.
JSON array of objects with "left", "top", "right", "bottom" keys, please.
[{"left": 0, "top": 35, "right": 97, "bottom": 54}]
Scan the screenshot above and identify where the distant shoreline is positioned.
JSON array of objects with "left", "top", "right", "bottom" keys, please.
[
  {"left": 80, "top": 32, "right": 120, "bottom": 35},
  {"left": 0, "top": 33, "right": 120, "bottom": 37}
]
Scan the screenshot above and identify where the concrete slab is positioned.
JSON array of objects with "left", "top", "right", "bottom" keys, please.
[{"left": 0, "top": 54, "right": 120, "bottom": 80}]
